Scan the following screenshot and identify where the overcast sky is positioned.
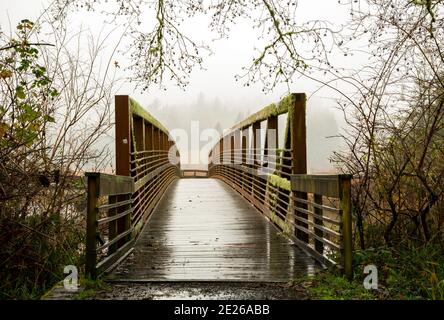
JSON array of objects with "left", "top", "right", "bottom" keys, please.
[
  {"left": 1, "top": 0, "right": 353, "bottom": 106},
  {"left": 1, "top": 0, "right": 359, "bottom": 172}
]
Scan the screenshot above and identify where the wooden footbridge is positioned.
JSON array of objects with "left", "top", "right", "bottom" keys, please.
[{"left": 85, "top": 93, "right": 353, "bottom": 283}]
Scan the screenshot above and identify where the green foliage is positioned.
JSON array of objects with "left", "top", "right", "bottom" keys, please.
[
  {"left": 0, "top": 20, "right": 82, "bottom": 300},
  {"left": 297, "top": 233, "right": 444, "bottom": 300},
  {"left": 353, "top": 237, "right": 444, "bottom": 300},
  {"left": 0, "top": 213, "right": 85, "bottom": 299},
  {"left": 73, "top": 278, "right": 109, "bottom": 300},
  {"left": 233, "top": 93, "right": 296, "bottom": 129},
  {"left": 129, "top": 97, "right": 168, "bottom": 134},
  {"left": 0, "top": 19, "right": 58, "bottom": 147},
  {"left": 267, "top": 174, "right": 291, "bottom": 191},
  {"left": 300, "top": 271, "right": 377, "bottom": 300}
]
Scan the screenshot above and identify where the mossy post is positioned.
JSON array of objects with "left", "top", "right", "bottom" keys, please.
[
  {"left": 85, "top": 173, "right": 98, "bottom": 279},
  {"left": 133, "top": 115, "right": 145, "bottom": 177},
  {"left": 234, "top": 130, "right": 241, "bottom": 165},
  {"left": 266, "top": 115, "right": 278, "bottom": 170},
  {"left": 291, "top": 93, "right": 309, "bottom": 244},
  {"left": 241, "top": 129, "right": 248, "bottom": 193},
  {"left": 230, "top": 135, "right": 235, "bottom": 165},
  {"left": 264, "top": 115, "right": 278, "bottom": 220},
  {"left": 252, "top": 121, "right": 261, "bottom": 206},
  {"left": 219, "top": 140, "right": 223, "bottom": 164},
  {"left": 115, "top": 95, "right": 132, "bottom": 247},
  {"left": 145, "top": 122, "right": 153, "bottom": 167},
  {"left": 153, "top": 127, "right": 159, "bottom": 167}
]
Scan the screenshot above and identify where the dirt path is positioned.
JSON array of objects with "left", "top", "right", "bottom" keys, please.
[{"left": 89, "top": 282, "right": 309, "bottom": 300}]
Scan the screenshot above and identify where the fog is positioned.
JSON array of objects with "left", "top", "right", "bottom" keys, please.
[{"left": 1, "top": 0, "right": 354, "bottom": 173}]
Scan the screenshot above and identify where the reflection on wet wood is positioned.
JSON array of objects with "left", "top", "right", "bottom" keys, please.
[{"left": 108, "top": 178, "right": 318, "bottom": 282}]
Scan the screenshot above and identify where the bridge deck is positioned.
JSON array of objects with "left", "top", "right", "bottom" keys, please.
[{"left": 108, "top": 178, "right": 318, "bottom": 282}]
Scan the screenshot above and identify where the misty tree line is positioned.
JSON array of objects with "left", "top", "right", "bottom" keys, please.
[
  {"left": 149, "top": 92, "right": 340, "bottom": 172},
  {"left": 0, "top": 0, "right": 443, "bottom": 298}
]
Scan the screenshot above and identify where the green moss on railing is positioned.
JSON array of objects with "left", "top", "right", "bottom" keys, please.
[
  {"left": 129, "top": 98, "right": 169, "bottom": 134},
  {"left": 267, "top": 174, "right": 291, "bottom": 191},
  {"left": 231, "top": 93, "right": 297, "bottom": 130}
]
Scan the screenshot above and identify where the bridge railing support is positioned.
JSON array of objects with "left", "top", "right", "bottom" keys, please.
[
  {"left": 290, "top": 174, "right": 353, "bottom": 279},
  {"left": 208, "top": 93, "right": 353, "bottom": 279},
  {"left": 85, "top": 96, "right": 181, "bottom": 278},
  {"left": 85, "top": 172, "right": 134, "bottom": 279}
]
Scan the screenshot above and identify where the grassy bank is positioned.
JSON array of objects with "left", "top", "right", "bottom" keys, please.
[{"left": 300, "top": 239, "right": 444, "bottom": 300}]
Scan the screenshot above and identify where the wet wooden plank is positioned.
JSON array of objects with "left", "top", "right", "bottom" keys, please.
[{"left": 108, "top": 178, "right": 319, "bottom": 282}]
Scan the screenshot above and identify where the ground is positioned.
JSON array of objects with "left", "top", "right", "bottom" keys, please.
[{"left": 44, "top": 281, "right": 310, "bottom": 300}]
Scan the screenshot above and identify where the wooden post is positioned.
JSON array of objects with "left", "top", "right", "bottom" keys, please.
[
  {"left": 85, "top": 173, "right": 98, "bottom": 279},
  {"left": 241, "top": 129, "right": 248, "bottom": 195},
  {"left": 161, "top": 132, "right": 166, "bottom": 154},
  {"left": 242, "top": 131, "right": 247, "bottom": 165},
  {"left": 133, "top": 116, "right": 144, "bottom": 178},
  {"left": 291, "top": 93, "right": 309, "bottom": 243},
  {"left": 223, "top": 135, "right": 230, "bottom": 165},
  {"left": 145, "top": 122, "right": 153, "bottom": 172},
  {"left": 339, "top": 175, "right": 353, "bottom": 280},
  {"left": 153, "top": 127, "right": 159, "bottom": 169},
  {"left": 252, "top": 122, "right": 261, "bottom": 205},
  {"left": 263, "top": 116, "right": 278, "bottom": 214},
  {"left": 219, "top": 139, "right": 223, "bottom": 165},
  {"left": 145, "top": 123, "right": 153, "bottom": 151},
  {"left": 282, "top": 115, "right": 292, "bottom": 176},
  {"left": 291, "top": 93, "right": 307, "bottom": 173},
  {"left": 133, "top": 117, "right": 145, "bottom": 152},
  {"left": 234, "top": 130, "right": 241, "bottom": 164},
  {"left": 230, "top": 135, "right": 235, "bottom": 165},
  {"left": 164, "top": 132, "right": 168, "bottom": 152},
  {"left": 266, "top": 116, "right": 278, "bottom": 171},
  {"left": 115, "top": 95, "right": 131, "bottom": 176},
  {"left": 252, "top": 122, "right": 261, "bottom": 167},
  {"left": 115, "top": 96, "right": 131, "bottom": 249},
  {"left": 314, "top": 194, "right": 324, "bottom": 254}
]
